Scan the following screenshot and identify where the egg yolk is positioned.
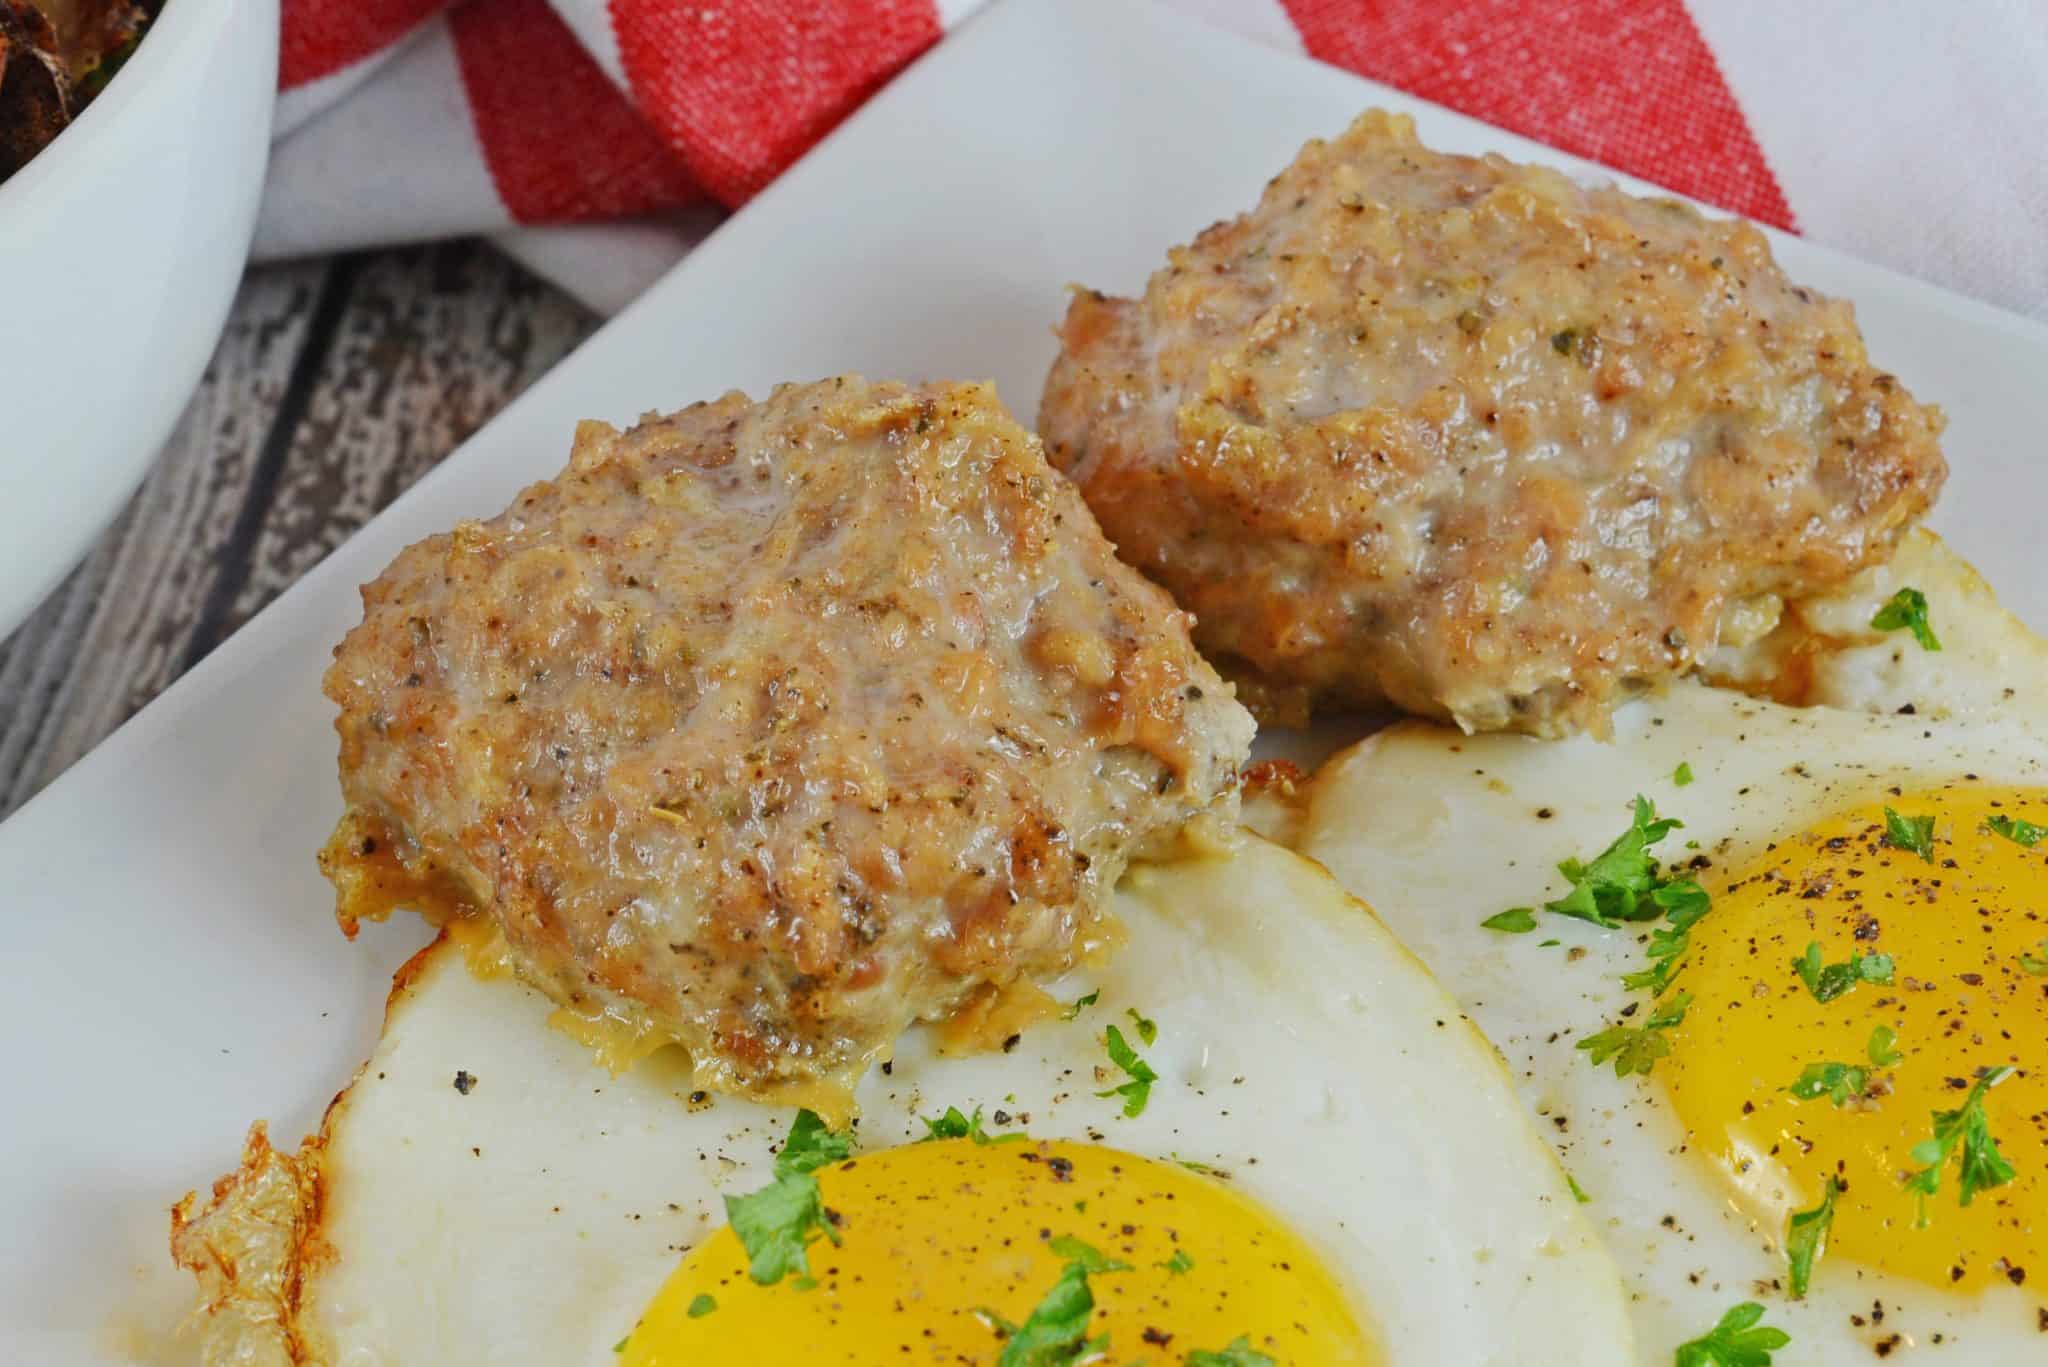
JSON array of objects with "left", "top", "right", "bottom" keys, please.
[
  {"left": 620, "top": 1138, "right": 1376, "bottom": 1364},
  {"left": 1663, "top": 784, "right": 2048, "bottom": 1294}
]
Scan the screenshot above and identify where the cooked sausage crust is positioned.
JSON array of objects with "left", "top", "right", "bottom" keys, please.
[
  {"left": 1039, "top": 111, "right": 1946, "bottom": 735},
  {"left": 322, "top": 377, "right": 1253, "bottom": 1100}
]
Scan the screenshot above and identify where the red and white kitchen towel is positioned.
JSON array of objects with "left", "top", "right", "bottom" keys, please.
[{"left": 263, "top": 0, "right": 2048, "bottom": 320}]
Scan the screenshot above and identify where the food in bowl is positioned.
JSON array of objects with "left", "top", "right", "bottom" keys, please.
[{"left": 0, "top": 0, "right": 159, "bottom": 179}]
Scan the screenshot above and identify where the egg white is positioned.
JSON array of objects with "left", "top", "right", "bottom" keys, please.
[
  {"left": 1293, "top": 680, "right": 2048, "bottom": 1360},
  {"left": 169, "top": 832, "right": 1634, "bottom": 1366},
  {"left": 1705, "top": 528, "right": 2048, "bottom": 724}
]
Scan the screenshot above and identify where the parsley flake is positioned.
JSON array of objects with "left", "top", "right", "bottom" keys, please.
[
  {"left": 922, "top": 1104, "right": 1024, "bottom": 1145},
  {"left": 1566, "top": 1172, "right": 1592, "bottom": 1204},
  {"left": 2021, "top": 942, "right": 2048, "bottom": 976},
  {"left": 1098, "top": 1023, "right": 1158, "bottom": 1117},
  {"left": 1870, "top": 586, "right": 1941, "bottom": 651},
  {"left": 1619, "top": 878, "right": 1711, "bottom": 996},
  {"left": 1159, "top": 1249, "right": 1195, "bottom": 1275},
  {"left": 988, "top": 1237, "right": 1130, "bottom": 1366},
  {"left": 722, "top": 1110, "right": 853, "bottom": 1286},
  {"left": 1673, "top": 761, "right": 1695, "bottom": 787},
  {"left": 1125, "top": 1008, "right": 1158, "bottom": 1046},
  {"left": 1882, "top": 806, "right": 1936, "bottom": 862},
  {"left": 1481, "top": 907, "right": 1539, "bottom": 934},
  {"left": 686, "top": 1293, "right": 717, "bottom": 1318},
  {"left": 1672, "top": 1301, "right": 1789, "bottom": 1366},
  {"left": 1785, "top": 1060, "right": 1870, "bottom": 1106},
  {"left": 1903, "top": 1065, "right": 2018, "bottom": 1222},
  {"left": 1986, "top": 813, "right": 2048, "bottom": 847},
  {"left": 1867, "top": 1024, "right": 1903, "bottom": 1067},
  {"left": 777, "top": 1109, "right": 854, "bottom": 1175},
  {"left": 1577, "top": 991, "right": 1692, "bottom": 1077},
  {"left": 1786, "top": 1178, "right": 1838, "bottom": 1299},
  {"left": 1546, "top": 796, "right": 1683, "bottom": 928},
  {"left": 1060, "top": 990, "right": 1100, "bottom": 1021},
  {"left": 1183, "top": 1338, "right": 1276, "bottom": 1367},
  {"left": 1793, "top": 941, "right": 1894, "bottom": 1002},
  {"left": 1047, "top": 1235, "right": 1130, "bottom": 1274}
]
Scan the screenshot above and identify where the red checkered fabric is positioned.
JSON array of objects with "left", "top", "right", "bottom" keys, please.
[{"left": 260, "top": 0, "right": 2048, "bottom": 321}]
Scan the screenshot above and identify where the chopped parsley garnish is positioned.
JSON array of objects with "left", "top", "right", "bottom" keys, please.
[
  {"left": 1512, "top": 797, "right": 1717, "bottom": 995},
  {"left": 1125, "top": 1007, "right": 1158, "bottom": 1046},
  {"left": 1578, "top": 991, "right": 1692, "bottom": 1077},
  {"left": 1619, "top": 878, "right": 1711, "bottom": 996},
  {"left": 1986, "top": 813, "right": 2048, "bottom": 847},
  {"left": 1882, "top": 806, "right": 1936, "bottom": 862},
  {"left": 1566, "top": 1172, "right": 1592, "bottom": 1204},
  {"left": 1867, "top": 1024, "right": 1903, "bottom": 1067},
  {"left": 722, "top": 1109, "right": 853, "bottom": 1286},
  {"left": 1785, "top": 1060, "right": 1870, "bottom": 1106},
  {"left": 1870, "top": 586, "right": 1941, "bottom": 651},
  {"left": 1060, "top": 990, "right": 1100, "bottom": 1021},
  {"left": 1098, "top": 1023, "right": 1158, "bottom": 1117},
  {"left": 778, "top": 1109, "right": 854, "bottom": 1173},
  {"left": 2020, "top": 942, "right": 2048, "bottom": 976},
  {"left": 1183, "top": 1339, "right": 1276, "bottom": 1367},
  {"left": 1793, "top": 941, "right": 1894, "bottom": 1002},
  {"left": 1903, "top": 1066, "right": 2018, "bottom": 1223},
  {"left": 1546, "top": 796, "right": 1684, "bottom": 928},
  {"left": 686, "top": 1293, "right": 717, "bottom": 1318},
  {"left": 1046, "top": 1235, "right": 1130, "bottom": 1274},
  {"left": 1672, "top": 1301, "right": 1789, "bottom": 1366},
  {"left": 922, "top": 1104, "right": 1023, "bottom": 1144},
  {"left": 985, "top": 1236, "right": 1130, "bottom": 1365},
  {"left": 1673, "top": 761, "right": 1695, "bottom": 787},
  {"left": 1785, "top": 1178, "right": 1838, "bottom": 1299},
  {"left": 1159, "top": 1248, "right": 1195, "bottom": 1275}
]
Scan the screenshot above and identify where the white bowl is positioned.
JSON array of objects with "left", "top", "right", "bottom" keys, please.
[{"left": 0, "top": 0, "right": 277, "bottom": 638}]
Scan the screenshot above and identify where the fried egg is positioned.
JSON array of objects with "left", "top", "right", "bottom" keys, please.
[
  {"left": 1705, "top": 527, "right": 2048, "bottom": 726},
  {"left": 1293, "top": 676, "right": 2048, "bottom": 1358},
  {"left": 170, "top": 833, "right": 1634, "bottom": 1365}
]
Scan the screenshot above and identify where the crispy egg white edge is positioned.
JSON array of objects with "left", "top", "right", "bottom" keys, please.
[
  {"left": 1295, "top": 680, "right": 2048, "bottom": 1359},
  {"left": 172, "top": 834, "right": 1636, "bottom": 1367}
]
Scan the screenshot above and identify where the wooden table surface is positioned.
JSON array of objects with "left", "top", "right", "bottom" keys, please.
[{"left": 0, "top": 241, "right": 601, "bottom": 819}]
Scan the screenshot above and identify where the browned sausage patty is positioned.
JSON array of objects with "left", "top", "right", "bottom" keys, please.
[
  {"left": 321, "top": 377, "right": 1253, "bottom": 1102},
  {"left": 1039, "top": 110, "right": 1946, "bottom": 736}
]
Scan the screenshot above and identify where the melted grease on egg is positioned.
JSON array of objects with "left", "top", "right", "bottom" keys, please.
[
  {"left": 620, "top": 1138, "right": 1376, "bottom": 1364},
  {"left": 1662, "top": 784, "right": 2048, "bottom": 1294},
  {"left": 935, "top": 978, "right": 1062, "bottom": 1056}
]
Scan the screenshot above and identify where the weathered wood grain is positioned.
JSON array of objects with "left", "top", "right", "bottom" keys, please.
[
  {"left": 0, "top": 241, "right": 599, "bottom": 818},
  {"left": 215, "top": 245, "right": 597, "bottom": 645}
]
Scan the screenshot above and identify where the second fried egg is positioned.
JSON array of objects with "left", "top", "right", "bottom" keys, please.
[{"left": 1295, "top": 678, "right": 2048, "bottom": 1359}]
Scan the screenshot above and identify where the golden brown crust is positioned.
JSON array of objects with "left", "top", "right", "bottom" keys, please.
[
  {"left": 323, "top": 377, "right": 1254, "bottom": 1100},
  {"left": 169, "top": 1124, "right": 322, "bottom": 1367},
  {"left": 1040, "top": 110, "right": 1946, "bottom": 737}
]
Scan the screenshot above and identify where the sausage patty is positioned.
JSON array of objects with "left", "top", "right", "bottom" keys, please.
[
  {"left": 321, "top": 377, "right": 1254, "bottom": 1102},
  {"left": 1039, "top": 110, "right": 1946, "bottom": 736}
]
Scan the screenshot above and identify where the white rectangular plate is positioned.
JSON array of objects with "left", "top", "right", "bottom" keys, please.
[{"left": 7, "top": 0, "right": 2045, "bottom": 1359}]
